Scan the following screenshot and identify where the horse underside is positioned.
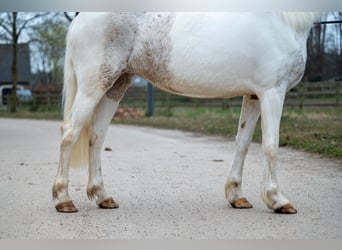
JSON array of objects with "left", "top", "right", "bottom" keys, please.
[{"left": 52, "top": 12, "right": 321, "bottom": 214}]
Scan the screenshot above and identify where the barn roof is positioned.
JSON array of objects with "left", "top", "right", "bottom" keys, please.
[{"left": 0, "top": 43, "right": 31, "bottom": 85}]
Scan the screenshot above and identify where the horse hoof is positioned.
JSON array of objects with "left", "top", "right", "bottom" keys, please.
[
  {"left": 55, "top": 200, "right": 78, "bottom": 213},
  {"left": 230, "top": 197, "right": 253, "bottom": 209},
  {"left": 274, "top": 204, "right": 297, "bottom": 214},
  {"left": 98, "top": 198, "right": 119, "bottom": 209}
]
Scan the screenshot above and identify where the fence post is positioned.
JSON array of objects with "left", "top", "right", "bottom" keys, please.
[
  {"left": 222, "top": 98, "right": 230, "bottom": 110},
  {"left": 6, "top": 95, "right": 10, "bottom": 112},
  {"left": 47, "top": 91, "right": 51, "bottom": 107},
  {"left": 336, "top": 81, "right": 340, "bottom": 106},
  {"left": 298, "top": 81, "right": 304, "bottom": 110},
  {"left": 146, "top": 81, "right": 154, "bottom": 116}
]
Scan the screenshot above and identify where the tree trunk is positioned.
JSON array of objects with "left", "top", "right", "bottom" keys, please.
[
  {"left": 339, "top": 13, "right": 342, "bottom": 78},
  {"left": 10, "top": 12, "right": 18, "bottom": 113}
]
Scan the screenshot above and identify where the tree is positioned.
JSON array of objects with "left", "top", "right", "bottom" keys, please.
[
  {"left": 305, "top": 15, "right": 327, "bottom": 81},
  {"left": 333, "top": 12, "right": 342, "bottom": 79},
  {"left": 31, "top": 16, "right": 69, "bottom": 85},
  {"left": 0, "top": 12, "right": 47, "bottom": 112},
  {"left": 63, "top": 12, "right": 79, "bottom": 22},
  {"left": 304, "top": 12, "right": 342, "bottom": 81}
]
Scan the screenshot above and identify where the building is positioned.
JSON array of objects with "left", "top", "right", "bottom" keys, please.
[
  {"left": 0, "top": 43, "right": 31, "bottom": 105},
  {"left": 0, "top": 43, "right": 31, "bottom": 87}
]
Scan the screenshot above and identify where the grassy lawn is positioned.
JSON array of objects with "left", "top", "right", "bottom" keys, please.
[
  {"left": 279, "top": 109, "right": 342, "bottom": 157},
  {"left": 112, "top": 107, "right": 342, "bottom": 158},
  {"left": 1, "top": 106, "right": 341, "bottom": 158}
]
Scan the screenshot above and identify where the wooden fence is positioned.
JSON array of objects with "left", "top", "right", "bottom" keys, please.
[
  {"left": 8, "top": 81, "right": 342, "bottom": 111},
  {"left": 285, "top": 80, "right": 341, "bottom": 108},
  {"left": 120, "top": 80, "right": 342, "bottom": 109}
]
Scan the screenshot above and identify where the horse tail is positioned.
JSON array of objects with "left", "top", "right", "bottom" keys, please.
[
  {"left": 62, "top": 30, "right": 91, "bottom": 169},
  {"left": 62, "top": 43, "right": 77, "bottom": 120}
]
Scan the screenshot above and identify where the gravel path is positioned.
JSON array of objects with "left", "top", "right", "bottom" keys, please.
[{"left": 0, "top": 118, "right": 341, "bottom": 239}]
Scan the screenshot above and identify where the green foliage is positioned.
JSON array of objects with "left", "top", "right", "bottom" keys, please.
[{"left": 31, "top": 15, "right": 69, "bottom": 84}]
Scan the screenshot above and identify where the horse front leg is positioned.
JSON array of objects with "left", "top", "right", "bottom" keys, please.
[
  {"left": 259, "top": 88, "right": 297, "bottom": 214},
  {"left": 225, "top": 95, "right": 260, "bottom": 209}
]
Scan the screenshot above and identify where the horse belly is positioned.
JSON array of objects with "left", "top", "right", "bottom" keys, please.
[
  {"left": 132, "top": 13, "right": 307, "bottom": 98},
  {"left": 163, "top": 13, "right": 270, "bottom": 97},
  {"left": 167, "top": 13, "right": 310, "bottom": 98}
]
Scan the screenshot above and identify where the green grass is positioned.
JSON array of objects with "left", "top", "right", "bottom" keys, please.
[
  {"left": 1, "top": 105, "right": 341, "bottom": 158},
  {"left": 114, "top": 107, "right": 241, "bottom": 138},
  {"left": 279, "top": 109, "right": 342, "bottom": 157},
  {"left": 0, "top": 105, "right": 63, "bottom": 120},
  {"left": 113, "top": 107, "right": 342, "bottom": 158}
]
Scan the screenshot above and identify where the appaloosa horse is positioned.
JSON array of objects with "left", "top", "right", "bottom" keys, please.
[{"left": 52, "top": 12, "right": 321, "bottom": 213}]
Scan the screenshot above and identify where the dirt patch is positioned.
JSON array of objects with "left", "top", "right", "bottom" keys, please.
[{"left": 113, "top": 108, "right": 145, "bottom": 119}]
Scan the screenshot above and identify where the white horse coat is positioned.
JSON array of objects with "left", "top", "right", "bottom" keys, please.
[{"left": 52, "top": 12, "right": 321, "bottom": 213}]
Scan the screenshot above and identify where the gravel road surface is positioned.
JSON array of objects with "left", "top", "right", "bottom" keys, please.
[{"left": 0, "top": 118, "right": 341, "bottom": 239}]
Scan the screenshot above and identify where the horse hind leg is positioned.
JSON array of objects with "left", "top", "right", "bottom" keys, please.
[
  {"left": 225, "top": 95, "right": 260, "bottom": 209},
  {"left": 86, "top": 96, "right": 119, "bottom": 209},
  {"left": 52, "top": 73, "right": 127, "bottom": 213},
  {"left": 87, "top": 74, "right": 132, "bottom": 209},
  {"left": 52, "top": 92, "right": 105, "bottom": 212}
]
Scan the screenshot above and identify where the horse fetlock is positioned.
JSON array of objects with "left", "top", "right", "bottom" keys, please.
[
  {"left": 87, "top": 185, "right": 102, "bottom": 200},
  {"left": 261, "top": 187, "right": 290, "bottom": 210},
  {"left": 88, "top": 186, "right": 116, "bottom": 207},
  {"left": 224, "top": 180, "right": 241, "bottom": 200},
  {"left": 225, "top": 181, "right": 253, "bottom": 209},
  {"left": 225, "top": 179, "right": 240, "bottom": 191},
  {"left": 87, "top": 184, "right": 111, "bottom": 203},
  {"left": 52, "top": 180, "right": 68, "bottom": 200}
]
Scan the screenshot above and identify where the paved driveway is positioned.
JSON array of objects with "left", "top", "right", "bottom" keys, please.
[{"left": 0, "top": 118, "right": 341, "bottom": 239}]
